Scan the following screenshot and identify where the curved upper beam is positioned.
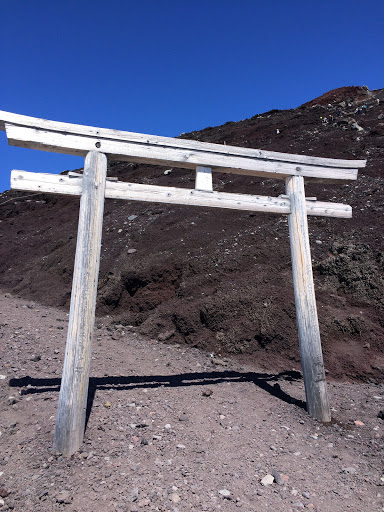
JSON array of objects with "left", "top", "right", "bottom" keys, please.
[{"left": 0, "top": 110, "right": 366, "bottom": 181}]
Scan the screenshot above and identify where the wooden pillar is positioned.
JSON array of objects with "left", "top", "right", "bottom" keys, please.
[
  {"left": 53, "top": 151, "right": 107, "bottom": 456},
  {"left": 286, "top": 176, "right": 331, "bottom": 422},
  {"left": 195, "top": 166, "right": 213, "bottom": 192}
]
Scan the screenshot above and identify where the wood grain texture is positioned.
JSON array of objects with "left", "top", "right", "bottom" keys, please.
[
  {"left": 5, "top": 123, "right": 362, "bottom": 181},
  {"left": 195, "top": 166, "right": 213, "bottom": 191},
  {"left": 53, "top": 151, "right": 107, "bottom": 456},
  {"left": 11, "top": 170, "right": 353, "bottom": 218},
  {"left": 0, "top": 109, "right": 366, "bottom": 169},
  {"left": 286, "top": 175, "right": 331, "bottom": 422}
]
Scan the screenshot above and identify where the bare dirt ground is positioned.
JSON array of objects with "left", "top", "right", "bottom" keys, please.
[{"left": 1, "top": 292, "right": 383, "bottom": 512}]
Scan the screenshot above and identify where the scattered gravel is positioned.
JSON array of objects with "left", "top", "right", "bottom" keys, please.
[{"left": 0, "top": 293, "right": 383, "bottom": 511}]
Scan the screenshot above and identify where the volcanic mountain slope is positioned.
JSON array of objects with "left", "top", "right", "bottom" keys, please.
[{"left": 0, "top": 85, "right": 383, "bottom": 381}]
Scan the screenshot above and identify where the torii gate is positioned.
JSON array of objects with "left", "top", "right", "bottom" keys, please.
[{"left": 0, "top": 110, "right": 366, "bottom": 456}]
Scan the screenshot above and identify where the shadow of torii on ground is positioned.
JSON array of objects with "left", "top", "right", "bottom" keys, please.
[{"left": 9, "top": 369, "right": 306, "bottom": 430}]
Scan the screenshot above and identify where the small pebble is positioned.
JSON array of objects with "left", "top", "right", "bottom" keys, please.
[
  {"left": 0, "top": 487, "right": 10, "bottom": 498},
  {"left": 271, "top": 469, "right": 287, "bottom": 486},
  {"left": 260, "top": 474, "right": 274, "bottom": 486},
  {"left": 342, "top": 467, "right": 357, "bottom": 474},
  {"left": 171, "top": 493, "right": 181, "bottom": 503},
  {"left": 56, "top": 490, "right": 72, "bottom": 504}
]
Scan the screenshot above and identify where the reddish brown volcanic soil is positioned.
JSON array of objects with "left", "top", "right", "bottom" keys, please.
[
  {"left": 0, "top": 85, "right": 384, "bottom": 382},
  {"left": 0, "top": 293, "right": 383, "bottom": 511}
]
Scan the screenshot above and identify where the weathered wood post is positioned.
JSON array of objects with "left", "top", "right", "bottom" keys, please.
[
  {"left": 286, "top": 175, "right": 331, "bottom": 422},
  {"left": 195, "top": 166, "right": 213, "bottom": 191},
  {"left": 53, "top": 151, "right": 107, "bottom": 456}
]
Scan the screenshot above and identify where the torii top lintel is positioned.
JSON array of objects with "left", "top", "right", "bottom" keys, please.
[{"left": 0, "top": 110, "right": 366, "bottom": 182}]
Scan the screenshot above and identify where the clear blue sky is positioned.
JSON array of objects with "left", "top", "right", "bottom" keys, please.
[{"left": 1, "top": 0, "right": 383, "bottom": 193}]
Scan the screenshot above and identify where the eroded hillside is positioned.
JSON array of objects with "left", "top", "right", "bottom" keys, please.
[{"left": 1, "top": 86, "right": 383, "bottom": 381}]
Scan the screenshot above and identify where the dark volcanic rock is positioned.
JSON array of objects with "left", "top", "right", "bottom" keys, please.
[{"left": 0, "top": 85, "right": 383, "bottom": 381}]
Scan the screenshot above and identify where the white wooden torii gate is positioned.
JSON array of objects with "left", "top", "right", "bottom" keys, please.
[{"left": 0, "top": 110, "right": 366, "bottom": 456}]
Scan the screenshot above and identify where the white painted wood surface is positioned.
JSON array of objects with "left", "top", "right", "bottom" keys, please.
[
  {"left": 53, "top": 152, "right": 107, "bottom": 456},
  {"left": 4, "top": 122, "right": 363, "bottom": 181},
  {"left": 195, "top": 166, "right": 213, "bottom": 191},
  {"left": 11, "top": 170, "right": 353, "bottom": 218},
  {"left": 286, "top": 175, "right": 331, "bottom": 422}
]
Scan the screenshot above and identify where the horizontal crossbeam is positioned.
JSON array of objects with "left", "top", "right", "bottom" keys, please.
[
  {"left": 11, "top": 170, "right": 353, "bottom": 218},
  {"left": 0, "top": 110, "right": 365, "bottom": 181}
]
